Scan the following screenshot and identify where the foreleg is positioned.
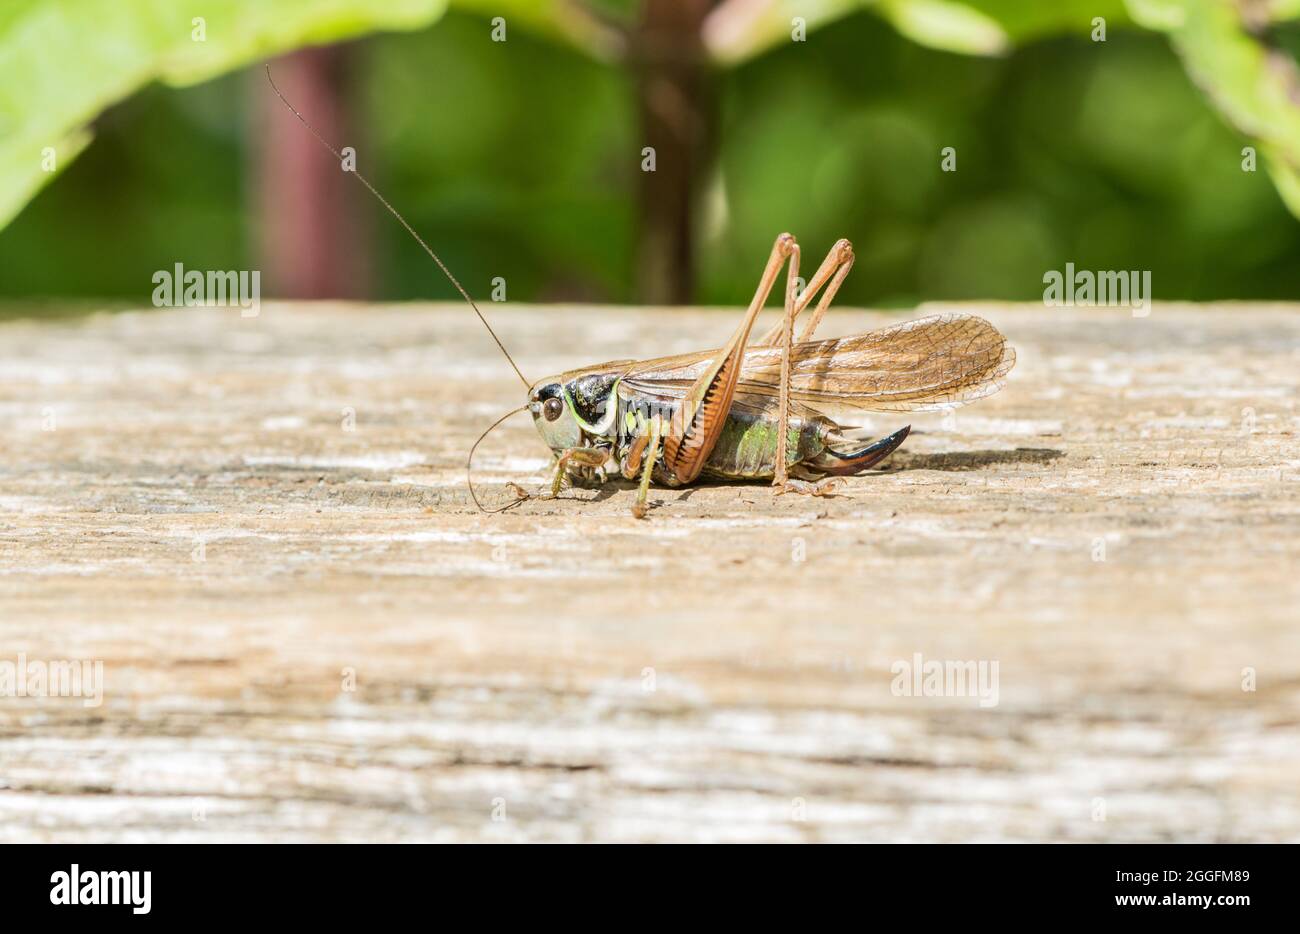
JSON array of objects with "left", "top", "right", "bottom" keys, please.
[{"left": 547, "top": 447, "right": 610, "bottom": 498}]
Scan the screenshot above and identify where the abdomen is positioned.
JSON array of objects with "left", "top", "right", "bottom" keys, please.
[
  {"left": 616, "top": 390, "right": 828, "bottom": 482},
  {"left": 702, "top": 407, "right": 825, "bottom": 479}
]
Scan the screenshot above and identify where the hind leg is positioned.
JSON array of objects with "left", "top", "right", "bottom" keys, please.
[
  {"left": 756, "top": 238, "right": 854, "bottom": 347},
  {"left": 771, "top": 240, "right": 801, "bottom": 491},
  {"left": 757, "top": 239, "right": 853, "bottom": 493},
  {"left": 782, "top": 477, "right": 844, "bottom": 496},
  {"left": 658, "top": 232, "right": 800, "bottom": 487}
]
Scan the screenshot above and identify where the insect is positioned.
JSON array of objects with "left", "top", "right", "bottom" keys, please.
[{"left": 268, "top": 70, "right": 1015, "bottom": 519}]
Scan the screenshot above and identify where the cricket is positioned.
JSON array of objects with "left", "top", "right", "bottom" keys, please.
[{"left": 268, "top": 68, "right": 1015, "bottom": 519}]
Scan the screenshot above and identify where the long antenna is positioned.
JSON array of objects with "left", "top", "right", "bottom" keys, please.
[
  {"left": 466, "top": 404, "right": 532, "bottom": 514},
  {"left": 264, "top": 64, "right": 530, "bottom": 389}
]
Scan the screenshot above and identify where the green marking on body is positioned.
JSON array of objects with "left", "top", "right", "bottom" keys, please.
[{"left": 715, "top": 418, "right": 802, "bottom": 473}]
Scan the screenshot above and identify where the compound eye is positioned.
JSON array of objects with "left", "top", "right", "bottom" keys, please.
[{"left": 543, "top": 397, "right": 564, "bottom": 422}]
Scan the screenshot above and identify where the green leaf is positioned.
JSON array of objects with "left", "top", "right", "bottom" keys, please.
[
  {"left": 0, "top": 0, "right": 449, "bottom": 229},
  {"left": 704, "top": 0, "right": 1131, "bottom": 64},
  {"left": 703, "top": 0, "right": 864, "bottom": 65},
  {"left": 448, "top": 0, "right": 628, "bottom": 61},
  {"left": 1125, "top": 0, "right": 1186, "bottom": 30},
  {"left": 877, "top": 0, "right": 1009, "bottom": 56},
  {"left": 1147, "top": 0, "right": 1300, "bottom": 218},
  {"left": 951, "top": 0, "right": 1131, "bottom": 42}
]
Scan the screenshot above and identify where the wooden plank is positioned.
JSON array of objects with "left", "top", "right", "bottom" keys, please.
[{"left": 0, "top": 302, "right": 1297, "bottom": 842}]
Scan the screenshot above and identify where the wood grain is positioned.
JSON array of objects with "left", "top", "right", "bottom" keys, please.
[{"left": 0, "top": 301, "right": 1296, "bottom": 842}]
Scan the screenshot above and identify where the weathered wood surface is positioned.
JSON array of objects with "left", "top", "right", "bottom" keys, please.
[{"left": 0, "top": 301, "right": 1297, "bottom": 842}]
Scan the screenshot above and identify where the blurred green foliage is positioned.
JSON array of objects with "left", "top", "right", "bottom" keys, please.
[
  {"left": 1, "top": 2, "right": 1299, "bottom": 307},
  {"left": 0, "top": 0, "right": 450, "bottom": 229},
  {"left": 707, "top": 13, "right": 1300, "bottom": 303}
]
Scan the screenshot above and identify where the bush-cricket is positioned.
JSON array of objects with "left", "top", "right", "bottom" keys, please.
[{"left": 267, "top": 67, "right": 1015, "bottom": 519}]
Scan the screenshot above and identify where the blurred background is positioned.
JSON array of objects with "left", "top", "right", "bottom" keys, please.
[{"left": 2, "top": 0, "right": 1299, "bottom": 310}]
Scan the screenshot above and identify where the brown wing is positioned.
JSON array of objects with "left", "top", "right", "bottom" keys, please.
[{"left": 623, "top": 313, "right": 1015, "bottom": 413}]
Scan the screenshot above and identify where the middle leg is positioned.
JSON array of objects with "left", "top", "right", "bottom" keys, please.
[{"left": 630, "top": 415, "right": 663, "bottom": 520}]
